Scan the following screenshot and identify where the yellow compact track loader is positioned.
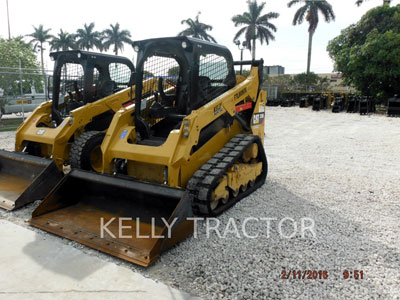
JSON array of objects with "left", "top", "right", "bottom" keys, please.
[
  {"left": 0, "top": 50, "right": 135, "bottom": 210},
  {"left": 30, "top": 37, "right": 268, "bottom": 267}
]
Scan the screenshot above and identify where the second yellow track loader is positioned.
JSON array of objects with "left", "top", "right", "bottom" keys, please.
[
  {"left": 0, "top": 51, "right": 135, "bottom": 210},
  {"left": 30, "top": 37, "right": 268, "bottom": 267}
]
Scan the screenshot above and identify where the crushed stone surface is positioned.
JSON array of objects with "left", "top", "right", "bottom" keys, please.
[{"left": 1, "top": 107, "right": 399, "bottom": 299}]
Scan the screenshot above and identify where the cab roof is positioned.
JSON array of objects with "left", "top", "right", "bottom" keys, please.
[{"left": 132, "top": 36, "right": 232, "bottom": 58}]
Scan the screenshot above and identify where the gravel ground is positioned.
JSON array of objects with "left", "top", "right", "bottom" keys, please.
[{"left": 1, "top": 107, "right": 400, "bottom": 299}]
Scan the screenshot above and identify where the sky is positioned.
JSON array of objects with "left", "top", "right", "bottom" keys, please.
[{"left": 1, "top": 0, "right": 399, "bottom": 74}]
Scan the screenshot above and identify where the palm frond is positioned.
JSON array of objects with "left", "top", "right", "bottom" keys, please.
[
  {"left": 27, "top": 24, "right": 52, "bottom": 45},
  {"left": 49, "top": 29, "right": 75, "bottom": 51},
  {"left": 316, "top": 1, "right": 335, "bottom": 22},
  {"left": 233, "top": 26, "right": 248, "bottom": 42},
  {"left": 177, "top": 29, "right": 193, "bottom": 37},
  {"left": 245, "top": 25, "right": 256, "bottom": 50},
  {"left": 308, "top": 5, "right": 319, "bottom": 33},
  {"left": 257, "top": 26, "right": 275, "bottom": 45},
  {"left": 102, "top": 22, "right": 132, "bottom": 54},
  {"left": 178, "top": 12, "right": 216, "bottom": 43},
  {"left": 292, "top": 5, "right": 308, "bottom": 25},
  {"left": 232, "top": 0, "right": 279, "bottom": 57},
  {"left": 288, "top": 0, "right": 302, "bottom": 8},
  {"left": 232, "top": 14, "right": 251, "bottom": 26}
]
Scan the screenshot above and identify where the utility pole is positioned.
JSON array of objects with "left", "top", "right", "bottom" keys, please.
[
  {"left": 19, "top": 59, "right": 25, "bottom": 120},
  {"left": 6, "top": 0, "right": 11, "bottom": 40}
]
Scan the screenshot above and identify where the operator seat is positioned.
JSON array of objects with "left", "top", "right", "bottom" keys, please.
[
  {"left": 97, "top": 79, "right": 117, "bottom": 99},
  {"left": 198, "top": 76, "right": 211, "bottom": 104}
]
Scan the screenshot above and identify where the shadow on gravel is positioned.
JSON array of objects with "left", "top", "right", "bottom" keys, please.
[{"left": 141, "top": 179, "right": 399, "bottom": 299}]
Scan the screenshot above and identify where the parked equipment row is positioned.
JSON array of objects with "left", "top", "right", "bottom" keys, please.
[
  {"left": 267, "top": 93, "right": 399, "bottom": 117},
  {"left": 0, "top": 37, "right": 268, "bottom": 267}
]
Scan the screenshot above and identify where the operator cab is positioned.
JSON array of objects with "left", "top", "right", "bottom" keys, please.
[
  {"left": 51, "top": 50, "right": 135, "bottom": 126},
  {"left": 132, "top": 37, "right": 236, "bottom": 143}
]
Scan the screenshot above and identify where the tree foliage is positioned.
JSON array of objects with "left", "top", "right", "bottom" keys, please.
[
  {"left": 168, "top": 66, "right": 180, "bottom": 76},
  {"left": 45, "top": 23, "right": 133, "bottom": 54},
  {"left": 288, "top": 0, "right": 335, "bottom": 33},
  {"left": 178, "top": 12, "right": 217, "bottom": 43},
  {"left": 232, "top": 1, "right": 279, "bottom": 59},
  {"left": 288, "top": 0, "right": 335, "bottom": 74},
  {"left": 0, "top": 37, "right": 42, "bottom": 96},
  {"left": 292, "top": 72, "right": 318, "bottom": 87},
  {"left": 76, "top": 22, "right": 102, "bottom": 51},
  {"left": 263, "top": 74, "right": 293, "bottom": 95},
  {"left": 102, "top": 23, "right": 132, "bottom": 55},
  {"left": 327, "top": 5, "right": 400, "bottom": 100},
  {"left": 264, "top": 72, "right": 330, "bottom": 94},
  {"left": 27, "top": 24, "right": 52, "bottom": 52},
  {"left": 355, "top": 0, "right": 391, "bottom": 7},
  {"left": 50, "top": 29, "right": 76, "bottom": 51},
  {"left": 27, "top": 24, "right": 52, "bottom": 95}
]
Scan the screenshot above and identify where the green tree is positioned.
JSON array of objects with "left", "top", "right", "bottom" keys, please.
[
  {"left": 316, "top": 76, "right": 330, "bottom": 92},
  {"left": 232, "top": 1, "right": 279, "bottom": 59},
  {"left": 264, "top": 72, "right": 330, "bottom": 94},
  {"left": 178, "top": 12, "right": 217, "bottom": 43},
  {"left": 50, "top": 29, "right": 76, "bottom": 51},
  {"left": 263, "top": 74, "right": 294, "bottom": 96},
  {"left": 292, "top": 72, "right": 321, "bottom": 91},
  {"left": 103, "top": 23, "right": 132, "bottom": 55},
  {"left": 97, "top": 37, "right": 107, "bottom": 53},
  {"left": 327, "top": 5, "right": 400, "bottom": 101},
  {"left": 236, "top": 69, "right": 251, "bottom": 77},
  {"left": 76, "top": 22, "right": 102, "bottom": 51},
  {"left": 27, "top": 24, "right": 52, "bottom": 95},
  {"left": 0, "top": 37, "right": 41, "bottom": 96},
  {"left": 288, "top": 0, "right": 335, "bottom": 74},
  {"left": 168, "top": 66, "right": 180, "bottom": 76},
  {"left": 355, "top": 0, "right": 390, "bottom": 6},
  {"left": 143, "top": 71, "right": 155, "bottom": 78}
]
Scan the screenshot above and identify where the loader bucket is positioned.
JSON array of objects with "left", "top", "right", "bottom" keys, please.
[
  {"left": 0, "top": 150, "right": 63, "bottom": 211},
  {"left": 30, "top": 170, "right": 194, "bottom": 267}
]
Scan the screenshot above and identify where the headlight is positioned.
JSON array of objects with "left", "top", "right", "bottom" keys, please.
[
  {"left": 133, "top": 45, "right": 140, "bottom": 52},
  {"left": 182, "top": 41, "right": 188, "bottom": 49}
]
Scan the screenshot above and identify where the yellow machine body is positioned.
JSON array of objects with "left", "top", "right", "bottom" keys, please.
[
  {"left": 30, "top": 37, "right": 268, "bottom": 267},
  {"left": 15, "top": 88, "right": 134, "bottom": 170},
  {"left": 0, "top": 50, "right": 136, "bottom": 210},
  {"left": 101, "top": 67, "right": 266, "bottom": 187}
]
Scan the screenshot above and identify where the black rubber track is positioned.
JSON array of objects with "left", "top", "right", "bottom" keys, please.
[
  {"left": 188, "top": 134, "right": 268, "bottom": 217},
  {"left": 70, "top": 131, "right": 105, "bottom": 171}
]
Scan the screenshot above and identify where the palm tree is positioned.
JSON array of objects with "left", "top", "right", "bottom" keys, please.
[
  {"left": 102, "top": 23, "right": 132, "bottom": 55},
  {"left": 288, "top": 0, "right": 335, "bottom": 74},
  {"left": 50, "top": 29, "right": 76, "bottom": 51},
  {"left": 75, "top": 22, "right": 102, "bottom": 51},
  {"left": 97, "top": 36, "right": 107, "bottom": 53},
  {"left": 355, "top": 0, "right": 390, "bottom": 6},
  {"left": 27, "top": 24, "right": 52, "bottom": 96},
  {"left": 232, "top": 1, "right": 279, "bottom": 59},
  {"left": 178, "top": 12, "right": 217, "bottom": 43}
]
